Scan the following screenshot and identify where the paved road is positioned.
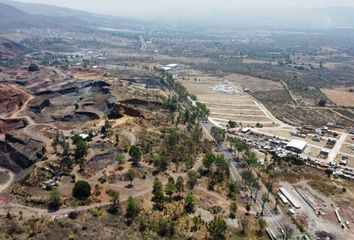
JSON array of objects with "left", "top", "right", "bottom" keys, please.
[
  {"left": 328, "top": 133, "right": 347, "bottom": 163},
  {"left": 139, "top": 35, "right": 147, "bottom": 51}
]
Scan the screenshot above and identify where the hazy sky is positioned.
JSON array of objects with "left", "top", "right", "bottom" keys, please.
[{"left": 17, "top": 0, "right": 354, "bottom": 16}]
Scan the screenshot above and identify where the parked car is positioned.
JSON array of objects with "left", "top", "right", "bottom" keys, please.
[{"left": 340, "top": 156, "right": 349, "bottom": 166}]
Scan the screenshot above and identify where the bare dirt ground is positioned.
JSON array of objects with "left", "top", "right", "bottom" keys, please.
[
  {"left": 304, "top": 146, "right": 322, "bottom": 159},
  {"left": 321, "top": 88, "right": 354, "bottom": 107},
  {"left": 73, "top": 71, "right": 105, "bottom": 80},
  {"left": 340, "top": 144, "right": 354, "bottom": 155},
  {"left": 258, "top": 128, "right": 292, "bottom": 139},
  {"left": 335, "top": 153, "right": 354, "bottom": 168},
  {"left": 345, "top": 135, "right": 354, "bottom": 145},
  {"left": 107, "top": 50, "right": 211, "bottom": 65},
  {"left": 181, "top": 79, "right": 276, "bottom": 127},
  {"left": 0, "top": 168, "right": 14, "bottom": 193},
  {"left": 280, "top": 181, "right": 354, "bottom": 240},
  {"left": 242, "top": 58, "right": 277, "bottom": 65},
  {"left": 226, "top": 73, "right": 284, "bottom": 92},
  {"left": 0, "top": 84, "right": 29, "bottom": 117},
  {"left": 0, "top": 172, "right": 9, "bottom": 185}
]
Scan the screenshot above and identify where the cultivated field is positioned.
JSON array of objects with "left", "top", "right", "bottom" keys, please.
[
  {"left": 181, "top": 79, "right": 278, "bottom": 127},
  {"left": 321, "top": 88, "right": 354, "bottom": 106}
]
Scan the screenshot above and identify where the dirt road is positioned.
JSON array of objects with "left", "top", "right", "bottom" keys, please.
[{"left": 0, "top": 168, "right": 14, "bottom": 193}]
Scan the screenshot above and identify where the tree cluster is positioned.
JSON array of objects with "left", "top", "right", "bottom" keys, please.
[{"left": 201, "top": 152, "right": 230, "bottom": 191}]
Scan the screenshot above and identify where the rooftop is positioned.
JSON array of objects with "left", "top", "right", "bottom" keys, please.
[{"left": 286, "top": 139, "right": 307, "bottom": 150}]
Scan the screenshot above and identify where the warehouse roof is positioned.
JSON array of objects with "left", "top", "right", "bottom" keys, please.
[{"left": 286, "top": 139, "right": 307, "bottom": 151}]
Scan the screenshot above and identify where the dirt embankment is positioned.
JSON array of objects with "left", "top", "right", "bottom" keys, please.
[
  {"left": 0, "top": 85, "right": 28, "bottom": 116},
  {"left": 0, "top": 132, "right": 45, "bottom": 173}
]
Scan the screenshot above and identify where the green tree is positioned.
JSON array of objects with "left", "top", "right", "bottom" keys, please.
[
  {"left": 52, "top": 129, "right": 60, "bottom": 150},
  {"left": 72, "top": 180, "right": 91, "bottom": 201},
  {"left": 246, "top": 204, "right": 251, "bottom": 215},
  {"left": 187, "top": 170, "right": 198, "bottom": 190},
  {"left": 228, "top": 120, "right": 237, "bottom": 128},
  {"left": 109, "top": 190, "right": 120, "bottom": 214},
  {"left": 152, "top": 177, "right": 165, "bottom": 211},
  {"left": 74, "top": 139, "right": 89, "bottom": 170},
  {"left": 175, "top": 176, "right": 184, "bottom": 197},
  {"left": 214, "top": 155, "right": 230, "bottom": 181},
  {"left": 71, "top": 133, "right": 82, "bottom": 144},
  {"left": 228, "top": 182, "right": 237, "bottom": 199},
  {"left": 241, "top": 169, "right": 258, "bottom": 193},
  {"left": 211, "top": 126, "right": 225, "bottom": 144},
  {"left": 101, "top": 118, "right": 111, "bottom": 136},
  {"left": 74, "top": 139, "right": 89, "bottom": 159},
  {"left": 48, "top": 189, "right": 61, "bottom": 211},
  {"left": 208, "top": 216, "right": 227, "bottom": 239},
  {"left": 258, "top": 217, "right": 267, "bottom": 235},
  {"left": 230, "top": 201, "right": 237, "bottom": 219},
  {"left": 244, "top": 151, "right": 258, "bottom": 169},
  {"left": 202, "top": 152, "right": 215, "bottom": 172},
  {"left": 126, "top": 169, "right": 135, "bottom": 186},
  {"left": 318, "top": 99, "right": 327, "bottom": 107},
  {"left": 61, "top": 140, "right": 73, "bottom": 169},
  {"left": 126, "top": 196, "right": 140, "bottom": 220},
  {"left": 261, "top": 192, "right": 269, "bottom": 216},
  {"left": 129, "top": 145, "right": 141, "bottom": 167},
  {"left": 115, "top": 155, "right": 125, "bottom": 167},
  {"left": 165, "top": 177, "right": 176, "bottom": 201},
  {"left": 115, "top": 134, "right": 120, "bottom": 146},
  {"left": 228, "top": 137, "right": 249, "bottom": 160},
  {"left": 157, "top": 218, "right": 175, "bottom": 237},
  {"left": 184, "top": 192, "right": 196, "bottom": 213},
  {"left": 192, "top": 126, "right": 203, "bottom": 144},
  {"left": 154, "top": 153, "right": 168, "bottom": 171}
]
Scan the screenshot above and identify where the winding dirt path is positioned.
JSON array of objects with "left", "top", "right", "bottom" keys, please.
[{"left": 0, "top": 168, "right": 14, "bottom": 193}]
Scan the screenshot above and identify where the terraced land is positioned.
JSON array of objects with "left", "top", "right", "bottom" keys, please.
[{"left": 182, "top": 81, "right": 277, "bottom": 127}]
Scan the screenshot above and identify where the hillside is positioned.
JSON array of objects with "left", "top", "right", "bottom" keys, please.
[
  {"left": 0, "top": 37, "right": 27, "bottom": 60},
  {"left": 0, "top": 3, "right": 95, "bottom": 33},
  {"left": 0, "top": 0, "right": 147, "bottom": 32},
  {"left": 0, "top": 3, "right": 45, "bottom": 31}
]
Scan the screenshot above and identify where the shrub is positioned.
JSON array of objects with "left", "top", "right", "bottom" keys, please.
[{"left": 72, "top": 180, "right": 91, "bottom": 200}]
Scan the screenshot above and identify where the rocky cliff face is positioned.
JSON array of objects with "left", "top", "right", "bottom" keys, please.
[
  {"left": 0, "top": 133, "right": 45, "bottom": 173},
  {"left": 28, "top": 98, "right": 50, "bottom": 113},
  {"left": 105, "top": 97, "right": 144, "bottom": 119}
]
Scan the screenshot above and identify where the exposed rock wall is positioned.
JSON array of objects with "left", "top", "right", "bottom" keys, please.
[
  {"left": 0, "top": 133, "right": 45, "bottom": 173},
  {"left": 28, "top": 98, "right": 50, "bottom": 113}
]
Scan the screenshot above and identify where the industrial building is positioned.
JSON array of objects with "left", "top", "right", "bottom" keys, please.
[
  {"left": 285, "top": 139, "right": 307, "bottom": 153},
  {"left": 279, "top": 187, "right": 301, "bottom": 209}
]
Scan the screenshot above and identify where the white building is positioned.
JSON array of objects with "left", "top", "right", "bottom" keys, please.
[{"left": 285, "top": 139, "right": 307, "bottom": 153}]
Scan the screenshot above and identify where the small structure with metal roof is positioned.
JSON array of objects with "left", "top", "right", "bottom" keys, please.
[{"left": 285, "top": 139, "right": 307, "bottom": 153}]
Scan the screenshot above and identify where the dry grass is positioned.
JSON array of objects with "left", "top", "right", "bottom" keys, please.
[
  {"left": 258, "top": 129, "right": 292, "bottom": 139},
  {"left": 345, "top": 135, "right": 354, "bottom": 145},
  {"left": 181, "top": 78, "right": 275, "bottom": 126},
  {"left": 340, "top": 144, "right": 354, "bottom": 155},
  {"left": 321, "top": 88, "right": 354, "bottom": 107},
  {"left": 308, "top": 180, "right": 344, "bottom": 197}
]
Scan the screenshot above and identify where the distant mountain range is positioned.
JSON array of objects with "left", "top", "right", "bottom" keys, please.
[
  {"left": 1, "top": 0, "right": 354, "bottom": 31},
  {"left": 138, "top": 7, "right": 354, "bottom": 29},
  {"left": 0, "top": 3, "right": 92, "bottom": 32},
  {"left": 0, "top": 0, "right": 146, "bottom": 33},
  {"left": 0, "top": 37, "right": 27, "bottom": 60}
]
